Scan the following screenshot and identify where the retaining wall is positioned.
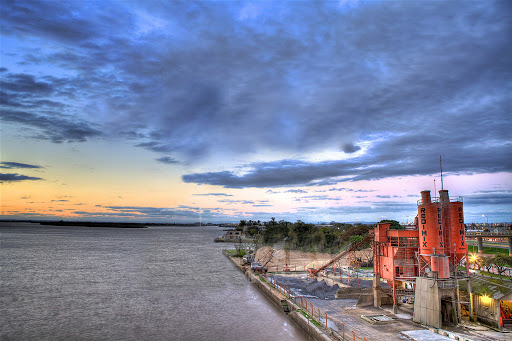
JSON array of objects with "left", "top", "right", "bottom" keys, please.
[
  {"left": 288, "top": 310, "right": 334, "bottom": 341},
  {"left": 223, "top": 251, "right": 335, "bottom": 341}
]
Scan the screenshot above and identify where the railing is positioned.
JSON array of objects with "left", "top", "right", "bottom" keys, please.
[
  {"left": 465, "top": 261, "right": 512, "bottom": 276},
  {"left": 267, "top": 274, "right": 370, "bottom": 340},
  {"left": 466, "top": 230, "right": 512, "bottom": 236},
  {"left": 437, "top": 279, "right": 457, "bottom": 289},
  {"left": 388, "top": 238, "right": 419, "bottom": 247},
  {"left": 417, "top": 196, "right": 463, "bottom": 205}
]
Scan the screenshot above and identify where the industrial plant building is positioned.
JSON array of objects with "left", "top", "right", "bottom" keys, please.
[{"left": 372, "top": 189, "right": 471, "bottom": 328}]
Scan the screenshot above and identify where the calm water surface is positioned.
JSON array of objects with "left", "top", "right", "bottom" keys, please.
[{"left": 0, "top": 222, "right": 309, "bottom": 340}]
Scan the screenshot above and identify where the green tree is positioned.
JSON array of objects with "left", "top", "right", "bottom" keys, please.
[
  {"left": 379, "top": 219, "right": 403, "bottom": 229},
  {"left": 481, "top": 257, "right": 494, "bottom": 272},
  {"left": 311, "top": 230, "right": 326, "bottom": 252},
  {"left": 288, "top": 221, "right": 315, "bottom": 248},
  {"left": 339, "top": 224, "right": 371, "bottom": 244},
  {"left": 246, "top": 226, "right": 259, "bottom": 237},
  {"left": 321, "top": 227, "right": 339, "bottom": 252},
  {"left": 490, "top": 254, "right": 512, "bottom": 276},
  {"left": 349, "top": 235, "right": 363, "bottom": 244},
  {"left": 263, "top": 219, "right": 290, "bottom": 243}
]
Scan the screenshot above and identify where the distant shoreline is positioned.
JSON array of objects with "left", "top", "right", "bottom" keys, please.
[
  {"left": 39, "top": 221, "right": 148, "bottom": 228},
  {"left": 0, "top": 220, "right": 233, "bottom": 228}
]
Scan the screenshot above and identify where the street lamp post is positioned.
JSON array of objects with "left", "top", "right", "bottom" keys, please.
[{"left": 482, "top": 214, "right": 488, "bottom": 227}]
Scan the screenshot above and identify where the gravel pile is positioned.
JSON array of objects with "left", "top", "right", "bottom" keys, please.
[{"left": 273, "top": 275, "right": 339, "bottom": 299}]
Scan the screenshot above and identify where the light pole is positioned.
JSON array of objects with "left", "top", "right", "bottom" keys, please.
[{"left": 482, "top": 214, "right": 488, "bottom": 227}]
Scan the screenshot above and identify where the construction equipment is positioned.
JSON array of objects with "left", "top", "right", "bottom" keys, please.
[
  {"left": 242, "top": 252, "right": 255, "bottom": 265},
  {"left": 262, "top": 250, "right": 276, "bottom": 270},
  {"left": 250, "top": 262, "right": 263, "bottom": 271},
  {"left": 251, "top": 249, "right": 276, "bottom": 273},
  {"left": 308, "top": 233, "right": 373, "bottom": 277}
]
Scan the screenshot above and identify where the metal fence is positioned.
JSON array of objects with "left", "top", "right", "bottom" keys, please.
[{"left": 266, "top": 274, "right": 369, "bottom": 341}]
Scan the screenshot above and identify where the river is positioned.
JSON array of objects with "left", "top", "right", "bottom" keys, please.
[{"left": 0, "top": 222, "right": 309, "bottom": 340}]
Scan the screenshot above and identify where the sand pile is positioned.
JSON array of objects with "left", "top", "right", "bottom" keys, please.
[
  {"left": 306, "top": 261, "right": 326, "bottom": 269},
  {"left": 254, "top": 246, "right": 275, "bottom": 263},
  {"left": 270, "top": 250, "right": 286, "bottom": 264},
  {"left": 252, "top": 247, "right": 335, "bottom": 269}
]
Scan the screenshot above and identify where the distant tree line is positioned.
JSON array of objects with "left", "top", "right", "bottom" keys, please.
[{"left": 236, "top": 217, "right": 396, "bottom": 254}]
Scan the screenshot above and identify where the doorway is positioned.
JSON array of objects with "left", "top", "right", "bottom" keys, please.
[{"left": 441, "top": 296, "right": 457, "bottom": 326}]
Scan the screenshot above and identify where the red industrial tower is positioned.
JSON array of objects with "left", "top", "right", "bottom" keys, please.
[{"left": 372, "top": 189, "right": 469, "bottom": 324}]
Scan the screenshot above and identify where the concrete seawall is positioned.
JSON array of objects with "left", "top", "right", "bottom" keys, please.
[{"left": 223, "top": 250, "right": 334, "bottom": 341}]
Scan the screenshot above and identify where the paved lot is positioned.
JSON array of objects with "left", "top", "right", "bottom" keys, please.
[
  {"left": 269, "top": 272, "right": 511, "bottom": 341},
  {"left": 306, "top": 298, "right": 511, "bottom": 341},
  {"left": 401, "top": 330, "right": 453, "bottom": 340},
  {"left": 306, "top": 297, "right": 422, "bottom": 341}
]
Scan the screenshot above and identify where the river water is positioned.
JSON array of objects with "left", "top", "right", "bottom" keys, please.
[{"left": 0, "top": 222, "right": 309, "bottom": 340}]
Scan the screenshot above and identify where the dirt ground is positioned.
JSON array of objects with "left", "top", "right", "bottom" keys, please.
[{"left": 254, "top": 246, "right": 373, "bottom": 271}]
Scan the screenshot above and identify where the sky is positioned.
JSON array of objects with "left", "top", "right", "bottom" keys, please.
[{"left": 1, "top": 0, "right": 511, "bottom": 224}]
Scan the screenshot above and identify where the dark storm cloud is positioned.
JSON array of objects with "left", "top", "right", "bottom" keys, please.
[
  {"left": 80, "top": 204, "right": 235, "bottom": 221},
  {"left": 0, "top": 173, "right": 43, "bottom": 182},
  {"left": 282, "top": 200, "right": 418, "bottom": 220},
  {"left": 101, "top": 206, "right": 202, "bottom": 218},
  {"left": 464, "top": 193, "right": 512, "bottom": 205},
  {"left": 1, "top": 0, "right": 133, "bottom": 44},
  {"left": 73, "top": 211, "right": 140, "bottom": 217},
  {"left": 333, "top": 202, "right": 417, "bottom": 214},
  {"left": 0, "top": 161, "right": 43, "bottom": 169},
  {"left": 1, "top": 1, "right": 511, "bottom": 182},
  {"left": 1, "top": 110, "right": 102, "bottom": 143},
  {"left": 136, "top": 142, "right": 173, "bottom": 153},
  {"left": 473, "top": 190, "right": 512, "bottom": 194},
  {"left": 156, "top": 156, "right": 180, "bottom": 164},
  {"left": 293, "top": 201, "right": 418, "bottom": 217},
  {"left": 327, "top": 188, "right": 375, "bottom": 192},
  {"left": 1, "top": 73, "right": 54, "bottom": 94},
  {"left": 183, "top": 132, "right": 512, "bottom": 188},
  {"left": 342, "top": 143, "right": 361, "bottom": 154}
]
